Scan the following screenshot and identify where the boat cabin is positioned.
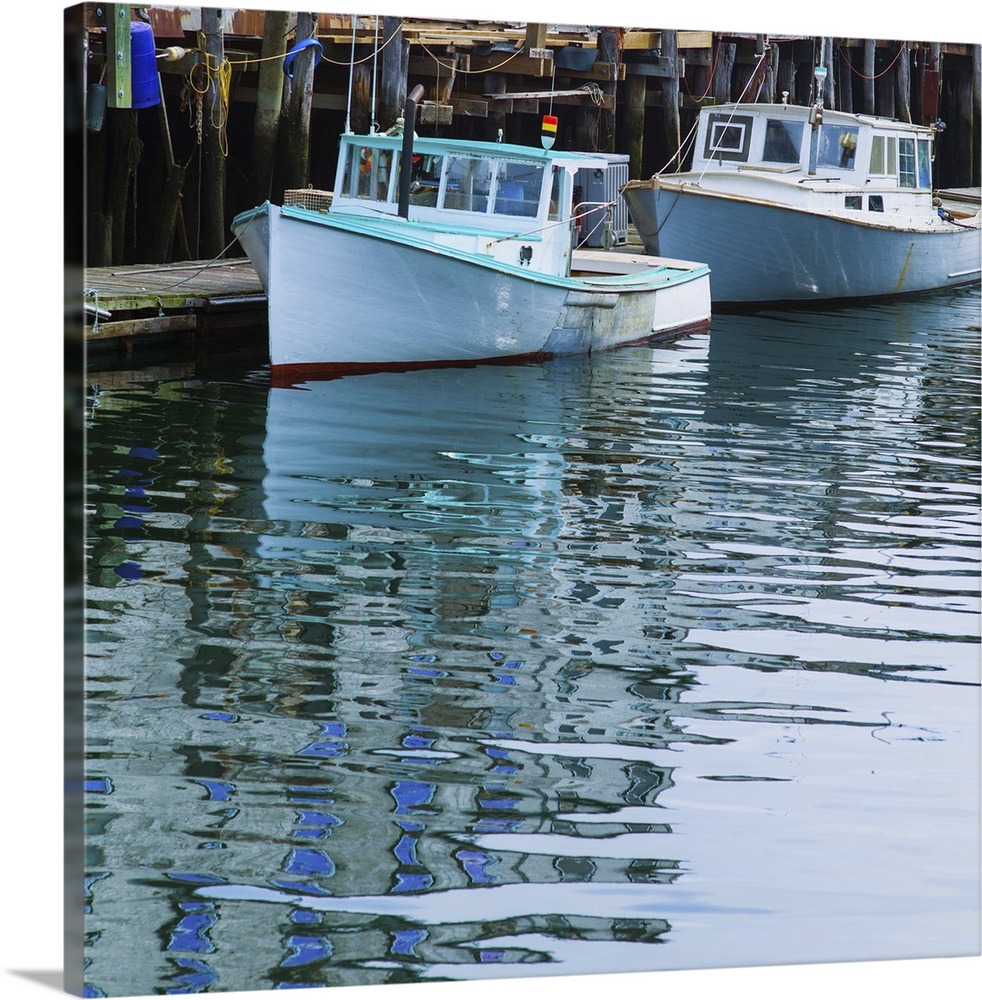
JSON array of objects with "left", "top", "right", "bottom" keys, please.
[
  {"left": 690, "top": 102, "right": 940, "bottom": 217},
  {"left": 327, "top": 131, "right": 614, "bottom": 277}
]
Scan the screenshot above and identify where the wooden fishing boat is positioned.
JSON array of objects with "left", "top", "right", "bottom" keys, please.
[
  {"left": 232, "top": 89, "right": 711, "bottom": 382},
  {"left": 622, "top": 87, "right": 981, "bottom": 307}
]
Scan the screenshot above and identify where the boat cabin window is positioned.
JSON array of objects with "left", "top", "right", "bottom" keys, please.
[
  {"left": 762, "top": 119, "right": 805, "bottom": 164},
  {"left": 869, "top": 134, "right": 897, "bottom": 175},
  {"left": 844, "top": 195, "right": 862, "bottom": 210},
  {"left": 703, "top": 113, "right": 753, "bottom": 162},
  {"left": 491, "top": 161, "right": 544, "bottom": 217},
  {"left": 868, "top": 195, "right": 884, "bottom": 212},
  {"left": 443, "top": 155, "right": 494, "bottom": 212},
  {"left": 898, "top": 138, "right": 916, "bottom": 187},
  {"left": 548, "top": 166, "right": 564, "bottom": 221},
  {"left": 409, "top": 154, "right": 444, "bottom": 207},
  {"left": 342, "top": 144, "right": 396, "bottom": 202},
  {"left": 898, "top": 137, "right": 932, "bottom": 188},
  {"left": 818, "top": 124, "right": 859, "bottom": 169}
]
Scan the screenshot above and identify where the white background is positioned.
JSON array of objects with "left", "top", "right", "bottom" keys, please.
[{"left": 3, "top": 1, "right": 978, "bottom": 998}]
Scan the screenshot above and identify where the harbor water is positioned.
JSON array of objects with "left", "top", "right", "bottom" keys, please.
[{"left": 82, "top": 287, "right": 981, "bottom": 996}]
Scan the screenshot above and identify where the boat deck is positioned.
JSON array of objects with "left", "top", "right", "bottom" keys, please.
[{"left": 937, "top": 187, "right": 981, "bottom": 215}]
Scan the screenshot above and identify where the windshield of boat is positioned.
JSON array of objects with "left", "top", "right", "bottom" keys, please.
[
  {"left": 817, "top": 124, "right": 860, "bottom": 169},
  {"left": 441, "top": 156, "right": 544, "bottom": 216},
  {"left": 762, "top": 119, "right": 805, "bottom": 164},
  {"left": 335, "top": 137, "right": 551, "bottom": 218}
]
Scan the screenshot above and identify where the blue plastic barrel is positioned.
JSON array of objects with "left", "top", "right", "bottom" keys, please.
[{"left": 130, "top": 21, "right": 160, "bottom": 108}]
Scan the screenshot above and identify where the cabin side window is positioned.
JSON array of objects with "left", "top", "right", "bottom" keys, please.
[
  {"left": 703, "top": 113, "right": 754, "bottom": 162},
  {"left": 549, "top": 166, "right": 565, "bottom": 221},
  {"left": 342, "top": 145, "right": 394, "bottom": 202},
  {"left": 916, "top": 139, "right": 932, "bottom": 188},
  {"left": 408, "top": 154, "right": 444, "bottom": 207},
  {"left": 443, "top": 156, "right": 494, "bottom": 212},
  {"left": 869, "top": 135, "right": 897, "bottom": 176},
  {"left": 492, "top": 161, "right": 545, "bottom": 217},
  {"left": 818, "top": 125, "right": 859, "bottom": 169},
  {"left": 898, "top": 137, "right": 917, "bottom": 187},
  {"left": 762, "top": 119, "right": 805, "bottom": 164}
]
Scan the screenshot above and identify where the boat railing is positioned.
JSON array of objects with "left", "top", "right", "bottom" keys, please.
[{"left": 572, "top": 200, "right": 617, "bottom": 248}]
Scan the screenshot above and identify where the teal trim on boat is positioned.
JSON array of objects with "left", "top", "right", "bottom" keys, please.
[{"left": 278, "top": 203, "right": 710, "bottom": 291}]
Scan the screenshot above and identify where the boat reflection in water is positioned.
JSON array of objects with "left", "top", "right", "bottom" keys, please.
[{"left": 81, "top": 289, "right": 979, "bottom": 995}]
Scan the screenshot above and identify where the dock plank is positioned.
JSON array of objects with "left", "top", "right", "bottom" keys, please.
[
  {"left": 84, "top": 258, "right": 264, "bottom": 313},
  {"left": 84, "top": 258, "right": 266, "bottom": 341}
]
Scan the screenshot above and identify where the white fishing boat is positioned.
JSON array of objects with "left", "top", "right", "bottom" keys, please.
[
  {"left": 621, "top": 71, "right": 981, "bottom": 307},
  {"left": 232, "top": 87, "right": 711, "bottom": 382}
]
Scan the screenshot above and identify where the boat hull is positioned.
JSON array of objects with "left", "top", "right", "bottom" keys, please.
[
  {"left": 233, "top": 204, "right": 710, "bottom": 380},
  {"left": 623, "top": 181, "right": 981, "bottom": 306}
]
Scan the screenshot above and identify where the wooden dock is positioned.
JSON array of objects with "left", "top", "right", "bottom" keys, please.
[{"left": 82, "top": 257, "right": 268, "bottom": 365}]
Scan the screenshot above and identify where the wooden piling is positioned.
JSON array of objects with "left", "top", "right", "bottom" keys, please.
[
  {"left": 379, "top": 16, "right": 409, "bottom": 131},
  {"left": 954, "top": 47, "right": 978, "bottom": 187},
  {"left": 250, "top": 8, "right": 289, "bottom": 204},
  {"left": 821, "top": 37, "right": 836, "bottom": 109},
  {"left": 776, "top": 42, "right": 796, "bottom": 105},
  {"left": 662, "top": 30, "right": 681, "bottom": 169},
  {"left": 624, "top": 72, "right": 645, "bottom": 178},
  {"left": 108, "top": 109, "right": 139, "bottom": 264},
  {"left": 199, "top": 8, "right": 227, "bottom": 258},
  {"left": 713, "top": 42, "right": 736, "bottom": 102},
  {"left": 280, "top": 12, "right": 317, "bottom": 189},
  {"left": 921, "top": 43, "right": 941, "bottom": 124},
  {"left": 876, "top": 44, "right": 897, "bottom": 118},
  {"left": 593, "top": 28, "right": 621, "bottom": 152},
  {"left": 862, "top": 39, "right": 876, "bottom": 114},
  {"left": 896, "top": 42, "right": 912, "bottom": 123},
  {"left": 758, "top": 36, "right": 777, "bottom": 104}
]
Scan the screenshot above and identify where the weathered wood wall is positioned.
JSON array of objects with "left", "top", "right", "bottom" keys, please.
[{"left": 80, "top": 10, "right": 981, "bottom": 267}]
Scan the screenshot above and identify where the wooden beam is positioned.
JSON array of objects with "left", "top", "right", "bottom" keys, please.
[
  {"left": 86, "top": 314, "right": 198, "bottom": 342},
  {"left": 679, "top": 31, "right": 714, "bottom": 49},
  {"left": 562, "top": 62, "right": 625, "bottom": 83},
  {"left": 105, "top": 5, "right": 131, "bottom": 108},
  {"left": 459, "top": 52, "right": 552, "bottom": 77},
  {"left": 627, "top": 58, "right": 686, "bottom": 78},
  {"left": 622, "top": 32, "right": 662, "bottom": 50},
  {"left": 524, "top": 23, "right": 548, "bottom": 55},
  {"left": 449, "top": 96, "right": 489, "bottom": 117}
]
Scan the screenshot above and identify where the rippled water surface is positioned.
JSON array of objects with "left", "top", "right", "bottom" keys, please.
[{"left": 83, "top": 289, "right": 981, "bottom": 996}]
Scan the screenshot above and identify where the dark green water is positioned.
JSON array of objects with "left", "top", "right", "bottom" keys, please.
[{"left": 82, "top": 288, "right": 980, "bottom": 996}]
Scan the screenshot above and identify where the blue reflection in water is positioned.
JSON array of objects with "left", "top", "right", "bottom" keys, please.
[{"left": 81, "top": 289, "right": 981, "bottom": 996}]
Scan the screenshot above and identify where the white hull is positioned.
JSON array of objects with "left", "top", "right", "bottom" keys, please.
[
  {"left": 233, "top": 204, "right": 710, "bottom": 379},
  {"left": 624, "top": 179, "right": 981, "bottom": 305}
]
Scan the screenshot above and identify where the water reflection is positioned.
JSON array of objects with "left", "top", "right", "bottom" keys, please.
[{"left": 83, "top": 289, "right": 980, "bottom": 995}]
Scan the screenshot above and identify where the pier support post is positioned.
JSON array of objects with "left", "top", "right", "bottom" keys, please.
[
  {"left": 599, "top": 28, "right": 619, "bottom": 152},
  {"left": 379, "top": 16, "right": 409, "bottom": 132},
  {"left": 713, "top": 42, "right": 736, "bottom": 102},
  {"left": 838, "top": 44, "right": 853, "bottom": 112},
  {"left": 920, "top": 42, "right": 941, "bottom": 124},
  {"left": 662, "top": 29, "right": 681, "bottom": 170},
  {"left": 280, "top": 12, "right": 317, "bottom": 189},
  {"left": 895, "top": 42, "right": 912, "bottom": 122},
  {"left": 776, "top": 42, "right": 796, "bottom": 104},
  {"left": 954, "top": 46, "right": 979, "bottom": 186},
  {"left": 624, "top": 72, "right": 645, "bottom": 177},
  {"left": 875, "top": 44, "right": 896, "bottom": 118},
  {"left": 200, "top": 8, "right": 226, "bottom": 258},
  {"left": 862, "top": 39, "right": 876, "bottom": 114},
  {"left": 757, "top": 36, "right": 778, "bottom": 103},
  {"left": 251, "top": 8, "right": 289, "bottom": 203}
]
